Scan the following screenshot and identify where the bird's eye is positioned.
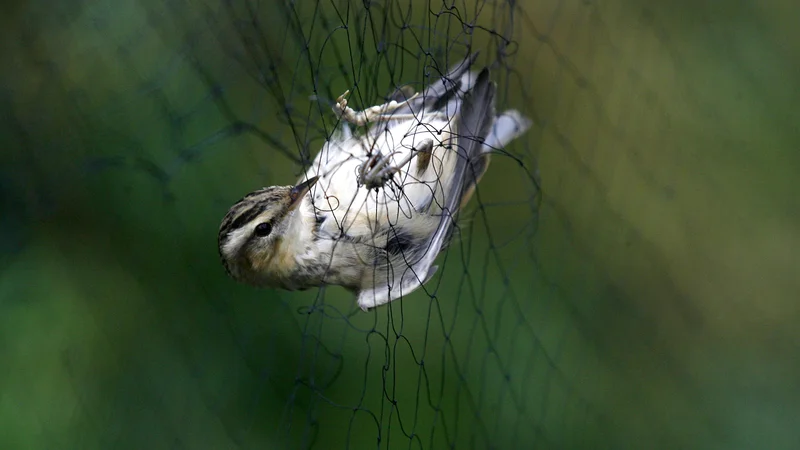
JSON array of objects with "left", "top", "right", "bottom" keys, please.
[{"left": 254, "top": 222, "right": 272, "bottom": 237}]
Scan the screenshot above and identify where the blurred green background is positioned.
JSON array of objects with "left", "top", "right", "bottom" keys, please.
[{"left": 1, "top": 0, "right": 798, "bottom": 448}]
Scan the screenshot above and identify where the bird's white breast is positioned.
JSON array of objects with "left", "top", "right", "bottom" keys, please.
[{"left": 305, "top": 116, "right": 459, "bottom": 241}]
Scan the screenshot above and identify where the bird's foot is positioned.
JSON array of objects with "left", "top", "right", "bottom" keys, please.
[
  {"left": 359, "top": 150, "right": 418, "bottom": 190},
  {"left": 333, "top": 90, "right": 419, "bottom": 126},
  {"left": 359, "top": 152, "right": 397, "bottom": 190}
]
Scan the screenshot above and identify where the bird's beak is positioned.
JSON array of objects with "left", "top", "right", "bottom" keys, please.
[{"left": 288, "top": 176, "right": 319, "bottom": 210}]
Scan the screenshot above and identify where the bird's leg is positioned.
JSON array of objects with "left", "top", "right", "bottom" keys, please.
[
  {"left": 359, "top": 143, "right": 426, "bottom": 190},
  {"left": 359, "top": 152, "right": 396, "bottom": 190},
  {"left": 358, "top": 152, "right": 383, "bottom": 185},
  {"left": 333, "top": 90, "right": 420, "bottom": 126}
]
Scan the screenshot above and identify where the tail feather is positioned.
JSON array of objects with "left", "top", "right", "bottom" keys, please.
[{"left": 483, "top": 110, "right": 532, "bottom": 152}]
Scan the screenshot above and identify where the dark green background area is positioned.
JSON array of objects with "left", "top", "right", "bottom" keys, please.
[{"left": 1, "top": 0, "right": 798, "bottom": 449}]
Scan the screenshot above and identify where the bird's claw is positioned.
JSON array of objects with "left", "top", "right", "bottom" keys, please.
[
  {"left": 358, "top": 149, "right": 418, "bottom": 190},
  {"left": 359, "top": 152, "right": 397, "bottom": 190},
  {"left": 333, "top": 90, "right": 420, "bottom": 127}
]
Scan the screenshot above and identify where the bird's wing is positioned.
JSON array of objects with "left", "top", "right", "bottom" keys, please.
[
  {"left": 459, "top": 109, "right": 533, "bottom": 210},
  {"left": 356, "top": 63, "right": 501, "bottom": 310},
  {"left": 369, "top": 53, "right": 481, "bottom": 138}
]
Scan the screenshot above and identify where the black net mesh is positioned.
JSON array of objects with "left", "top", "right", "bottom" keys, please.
[{"left": 3, "top": 0, "right": 799, "bottom": 449}]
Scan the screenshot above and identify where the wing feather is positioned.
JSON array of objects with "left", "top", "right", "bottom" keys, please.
[
  {"left": 357, "top": 61, "right": 499, "bottom": 310},
  {"left": 369, "top": 53, "right": 482, "bottom": 136}
]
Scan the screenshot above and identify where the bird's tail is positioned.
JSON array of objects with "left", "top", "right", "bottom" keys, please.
[{"left": 483, "top": 109, "right": 532, "bottom": 153}]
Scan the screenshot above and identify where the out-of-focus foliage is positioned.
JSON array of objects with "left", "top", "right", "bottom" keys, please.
[{"left": 1, "top": 0, "right": 799, "bottom": 449}]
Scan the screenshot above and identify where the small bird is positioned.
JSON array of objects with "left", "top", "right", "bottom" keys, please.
[{"left": 218, "top": 54, "right": 532, "bottom": 310}]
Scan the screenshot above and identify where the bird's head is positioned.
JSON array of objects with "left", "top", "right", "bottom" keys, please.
[{"left": 217, "top": 176, "right": 318, "bottom": 287}]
